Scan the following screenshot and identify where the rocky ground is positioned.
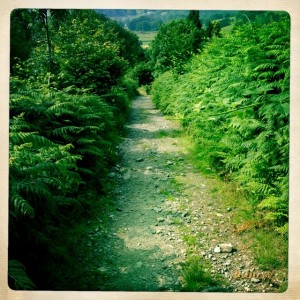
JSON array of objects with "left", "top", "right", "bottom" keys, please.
[{"left": 74, "top": 95, "right": 287, "bottom": 292}]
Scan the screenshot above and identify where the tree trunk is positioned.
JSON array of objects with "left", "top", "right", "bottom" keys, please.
[{"left": 39, "top": 10, "right": 54, "bottom": 75}]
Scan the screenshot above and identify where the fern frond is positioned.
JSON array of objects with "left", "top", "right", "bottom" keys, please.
[
  {"left": 10, "top": 132, "right": 55, "bottom": 147},
  {"left": 276, "top": 223, "right": 288, "bottom": 235},
  {"left": 47, "top": 102, "right": 76, "bottom": 117},
  {"left": 8, "top": 260, "right": 36, "bottom": 290},
  {"left": 10, "top": 192, "right": 35, "bottom": 218},
  {"left": 259, "top": 193, "right": 287, "bottom": 209},
  {"left": 15, "top": 182, "right": 52, "bottom": 200},
  {"left": 257, "top": 71, "right": 275, "bottom": 80},
  {"left": 264, "top": 211, "right": 288, "bottom": 222},
  {"left": 82, "top": 125, "right": 104, "bottom": 132},
  {"left": 77, "top": 113, "right": 103, "bottom": 122},
  {"left": 254, "top": 62, "right": 277, "bottom": 72},
  {"left": 76, "top": 138, "right": 96, "bottom": 145},
  {"left": 9, "top": 132, "right": 37, "bottom": 145},
  {"left": 76, "top": 167, "right": 94, "bottom": 175},
  {"left": 246, "top": 181, "right": 274, "bottom": 196},
  {"left": 52, "top": 126, "right": 83, "bottom": 137},
  {"left": 9, "top": 114, "right": 32, "bottom": 132},
  {"left": 77, "top": 145, "right": 104, "bottom": 157}
]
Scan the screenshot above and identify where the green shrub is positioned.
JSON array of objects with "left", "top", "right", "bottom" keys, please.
[
  {"left": 149, "top": 19, "right": 202, "bottom": 75},
  {"left": 133, "top": 62, "right": 154, "bottom": 86}
]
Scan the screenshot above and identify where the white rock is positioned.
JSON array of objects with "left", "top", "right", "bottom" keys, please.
[
  {"left": 251, "top": 278, "right": 261, "bottom": 283},
  {"left": 219, "top": 243, "right": 233, "bottom": 253},
  {"left": 214, "top": 246, "right": 221, "bottom": 253},
  {"left": 224, "top": 260, "right": 231, "bottom": 266}
]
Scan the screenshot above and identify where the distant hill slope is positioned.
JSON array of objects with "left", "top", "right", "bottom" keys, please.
[
  {"left": 96, "top": 10, "right": 287, "bottom": 30},
  {"left": 96, "top": 9, "right": 237, "bottom": 31},
  {"left": 95, "top": 10, "right": 287, "bottom": 47}
]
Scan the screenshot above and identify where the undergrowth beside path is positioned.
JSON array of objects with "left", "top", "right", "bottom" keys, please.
[{"left": 151, "top": 17, "right": 289, "bottom": 238}]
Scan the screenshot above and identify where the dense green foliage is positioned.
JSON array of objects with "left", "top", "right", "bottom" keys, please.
[
  {"left": 152, "top": 17, "right": 290, "bottom": 234},
  {"left": 9, "top": 9, "right": 143, "bottom": 289},
  {"left": 149, "top": 19, "right": 202, "bottom": 75}
]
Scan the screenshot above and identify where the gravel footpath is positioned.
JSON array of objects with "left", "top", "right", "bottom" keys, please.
[{"left": 76, "top": 95, "right": 287, "bottom": 292}]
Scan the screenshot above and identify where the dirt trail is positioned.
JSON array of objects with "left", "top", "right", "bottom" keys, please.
[
  {"left": 95, "top": 95, "right": 187, "bottom": 291},
  {"left": 75, "top": 95, "right": 286, "bottom": 292}
]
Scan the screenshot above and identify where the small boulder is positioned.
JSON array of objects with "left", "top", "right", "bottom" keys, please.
[
  {"left": 251, "top": 278, "right": 261, "bottom": 283},
  {"left": 219, "top": 243, "right": 234, "bottom": 253},
  {"left": 214, "top": 246, "right": 221, "bottom": 253}
]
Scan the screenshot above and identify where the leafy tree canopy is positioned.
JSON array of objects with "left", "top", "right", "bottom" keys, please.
[{"left": 149, "top": 19, "right": 202, "bottom": 75}]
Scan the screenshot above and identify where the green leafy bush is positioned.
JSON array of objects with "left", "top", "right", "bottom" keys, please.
[
  {"left": 149, "top": 19, "right": 202, "bottom": 75},
  {"left": 54, "top": 15, "right": 127, "bottom": 94},
  {"left": 133, "top": 62, "right": 154, "bottom": 86}
]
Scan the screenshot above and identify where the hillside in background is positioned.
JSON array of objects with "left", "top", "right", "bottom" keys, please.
[
  {"left": 96, "top": 10, "right": 287, "bottom": 47},
  {"left": 97, "top": 9, "right": 236, "bottom": 30}
]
